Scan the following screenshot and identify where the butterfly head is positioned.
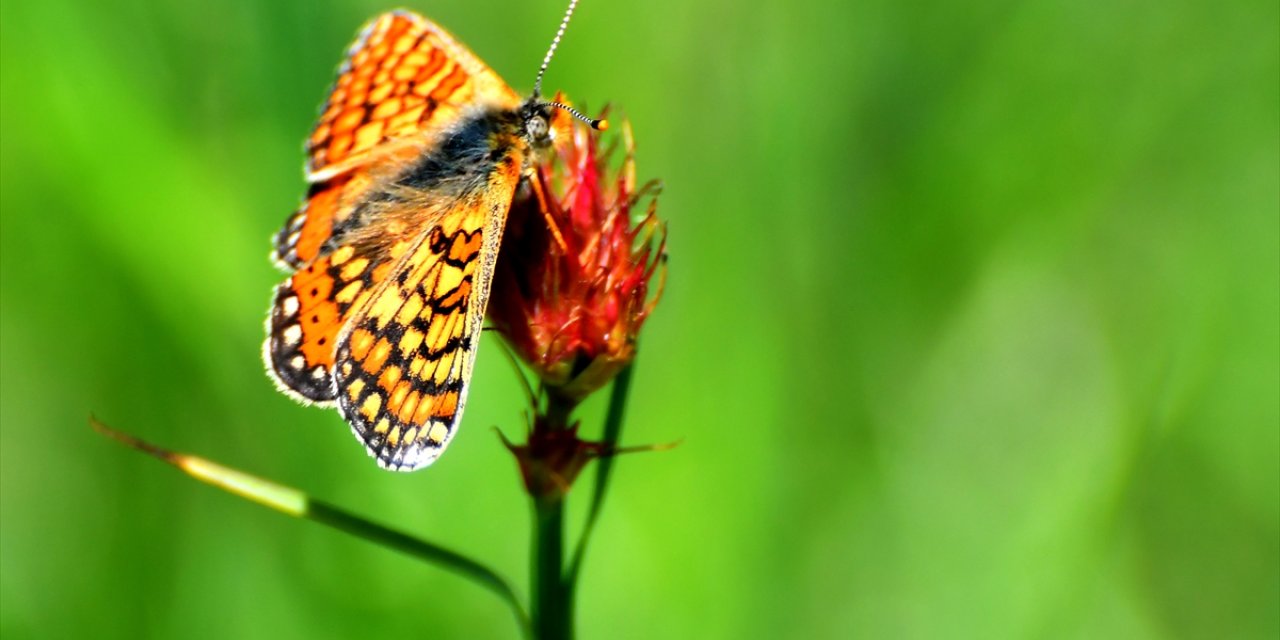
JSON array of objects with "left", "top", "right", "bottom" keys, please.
[
  {"left": 519, "top": 99, "right": 605, "bottom": 150},
  {"left": 519, "top": 100, "right": 555, "bottom": 148}
]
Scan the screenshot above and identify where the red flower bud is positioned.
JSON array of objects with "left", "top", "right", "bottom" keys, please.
[{"left": 490, "top": 106, "right": 666, "bottom": 402}]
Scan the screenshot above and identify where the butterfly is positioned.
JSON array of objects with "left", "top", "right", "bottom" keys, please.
[{"left": 264, "top": 3, "right": 604, "bottom": 471}]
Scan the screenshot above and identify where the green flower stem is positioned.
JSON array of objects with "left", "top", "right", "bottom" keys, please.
[
  {"left": 531, "top": 494, "right": 570, "bottom": 640},
  {"left": 527, "top": 387, "right": 578, "bottom": 640},
  {"left": 524, "top": 364, "right": 635, "bottom": 639}
]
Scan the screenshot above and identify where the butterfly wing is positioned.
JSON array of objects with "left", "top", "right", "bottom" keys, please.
[
  {"left": 266, "top": 226, "right": 425, "bottom": 404},
  {"left": 331, "top": 146, "right": 524, "bottom": 470},
  {"left": 267, "top": 10, "right": 520, "bottom": 402},
  {"left": 306, "top": 10, "right": 521, "bottom": 182},
  {"left": 273, "top": 10, "right": 520, "bottom": 270},
  {"left": 272, "top": 172, "right": 368, "bottom": 271}
]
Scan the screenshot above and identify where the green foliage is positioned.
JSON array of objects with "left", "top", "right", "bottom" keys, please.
[{"left": 1, "top": 0, "right": 1275, "bottom": 638}]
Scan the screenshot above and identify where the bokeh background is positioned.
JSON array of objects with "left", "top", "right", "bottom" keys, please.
[{"left": 2, "top": 0, "right": 1276, "bottom": 637}]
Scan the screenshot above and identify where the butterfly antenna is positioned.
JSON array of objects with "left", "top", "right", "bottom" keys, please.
[
  {"left": 545, "top": 101, "right": 608, "bottom": 131},
  {"left": 533, "top": 0, "right": 580, "bottom": 100},
  {"left": 532, "top": 0, "right": 608, "bottom": 131}
]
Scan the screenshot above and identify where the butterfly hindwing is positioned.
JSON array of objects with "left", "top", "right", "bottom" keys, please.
[
  {"left": 266, "top": 227, "right": 420, "bottom": 404},
  {"left": 272, "top": 173, "right": 361, "bottom": 270},
  {"left": 332, "top": 147, "right": 523, "bottom": 470}
]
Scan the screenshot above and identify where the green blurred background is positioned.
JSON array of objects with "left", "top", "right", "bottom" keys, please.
[{"left": 2, "top": 0, "right": 1276, "bottom": 637}]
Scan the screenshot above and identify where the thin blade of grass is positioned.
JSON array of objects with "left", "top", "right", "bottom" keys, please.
[
  {"left": 565, "top": 362, "right": 634, "bottom": 586},
  {"left": 90, "top": 416, "right": 531, "bottom": 638}
]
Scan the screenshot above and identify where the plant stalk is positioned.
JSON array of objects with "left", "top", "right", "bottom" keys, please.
[
  {"left": 531, "top": 494, "right": 570, "bottom": 640},
  {"left": 528, "top": 388, "right": 577, "bottom": 640}
]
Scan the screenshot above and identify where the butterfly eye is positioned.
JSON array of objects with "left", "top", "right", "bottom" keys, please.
[{"left": 526, "top": 115, "right": 550, "bottom": 142}]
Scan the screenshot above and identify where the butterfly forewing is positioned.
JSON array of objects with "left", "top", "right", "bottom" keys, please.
[
  {"left": 272, "top": 10, "right": 520, "bottom": 271},
  {"left": 306, "top": 11, "right": 520, "bottom": 182}
]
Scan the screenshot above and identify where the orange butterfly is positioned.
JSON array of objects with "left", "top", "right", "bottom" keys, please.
[{"left": 264, "top": 3, "right": 604, "bottom": 471}]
